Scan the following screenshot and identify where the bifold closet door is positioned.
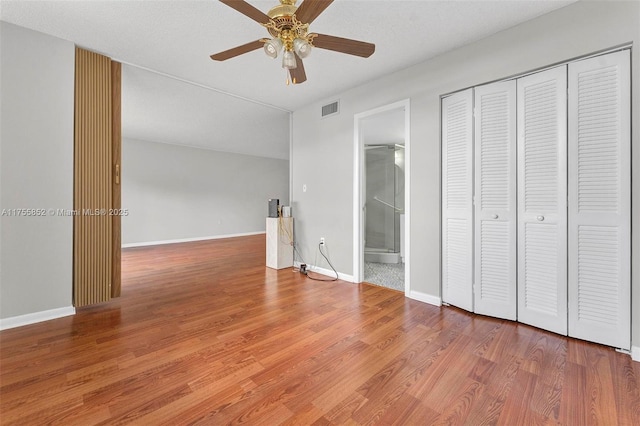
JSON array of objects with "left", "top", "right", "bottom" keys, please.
[
  {"left": 473, "top": 81, "right": 517, "bottom": 320},
  {"left": 517, "top": 66, "right": 568, "bottom": 335},
  {"left": 567, "top": 50, "right": 630, "bottom": 350},
  {"left": 74, "top": 48, "right": 122, "bottom": 307},
  {"left": 442, "top": 89, "right": 474, "bottom": 312}
]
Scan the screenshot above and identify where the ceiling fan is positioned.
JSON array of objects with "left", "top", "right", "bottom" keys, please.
[{"left": 210, "top": 0, "right": 375, "bottom": 84}]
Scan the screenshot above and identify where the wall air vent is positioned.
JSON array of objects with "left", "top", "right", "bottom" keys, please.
[{"left": 321, "top": 100, "right": 340, "bottom": 118}]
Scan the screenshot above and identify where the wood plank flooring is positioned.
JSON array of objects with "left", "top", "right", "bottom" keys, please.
[{"left": 1, "top": 234, "right": 639, "bottom": 424}]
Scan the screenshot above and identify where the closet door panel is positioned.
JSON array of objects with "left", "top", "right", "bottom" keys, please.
[
  {"left": 74, "top": 47, "right": 113, "bottom": 307},
  {"left": 473, "top": 81, "right": 517, "bottom": 320},
  {"left": 568, "top": 50, "right": 630, "bottom": 350},
  {"left": 442, "top": 89, "right": 474, "bottom": 312},
  {"left": 517, "top": 66, "right": 568, "bottom": 335}
]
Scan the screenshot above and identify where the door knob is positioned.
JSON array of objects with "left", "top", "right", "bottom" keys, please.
[
  {"left": 492, "top": 214, "right": 499, "bottom": 219},
  {"left": 537, "top": 215, "right": 545, "bottom": 221}
]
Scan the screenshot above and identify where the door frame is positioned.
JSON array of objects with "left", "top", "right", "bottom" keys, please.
[{"left": 353, "top": 99, "right": 411, "bottom": 295}]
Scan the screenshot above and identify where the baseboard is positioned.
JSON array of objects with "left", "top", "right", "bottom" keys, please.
[
  {"left": 631, "top": 346, "right": 640, "bottom": 363},
  {"left": 408, "top": 290, "right": 442, "bottom": 307},
  {"left": 122, "top": 231, "right": 266, "bottom": 248},
  {"left": 293, "top": 261, "right": 355, "bottom": 283},
  {"left": 0, "top": 306, "right": 75, "bottom": 330}
]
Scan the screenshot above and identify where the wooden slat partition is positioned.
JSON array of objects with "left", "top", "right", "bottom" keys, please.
[
  {"left": 111, "top": 61, "right": 122, "bottom": 298},
  {"left": 74, "top": 47, "right": 113, "bottom": 306}
]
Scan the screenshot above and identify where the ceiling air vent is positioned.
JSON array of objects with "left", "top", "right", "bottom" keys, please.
[{"left": 321, "top": 100, "right": 340, "bottom": 118}]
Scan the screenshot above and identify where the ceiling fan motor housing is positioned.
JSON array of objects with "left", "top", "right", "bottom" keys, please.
[
  {"left": 265, "top": 0, "right": 309, "bottom": 45},
  {"left": 267, "top": 0, "right": 298, "bottom": 20}
]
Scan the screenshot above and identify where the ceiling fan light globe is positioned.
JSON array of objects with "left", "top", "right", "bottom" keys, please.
[
  {"left": 293, "top": 38, "right": 312, "bottom": 58},
  {"left": 282, "top": 50, "right": 297, "bottom": 69},
  {"left": 264, "top": 38, "right": 283, "bottom": 58}
]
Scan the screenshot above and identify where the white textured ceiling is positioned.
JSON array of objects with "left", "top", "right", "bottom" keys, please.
[
  {"left": 122, "top": 64, "right": 290, "bottom": 159},
  {"left": 1, "top": 0, "right": 575, "bottom": 158}
]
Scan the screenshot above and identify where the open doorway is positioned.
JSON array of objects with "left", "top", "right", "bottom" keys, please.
[{"left": 354, "top": 99, "right": 410, "bottom": 293}]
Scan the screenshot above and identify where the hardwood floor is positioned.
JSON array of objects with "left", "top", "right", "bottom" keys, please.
[{"left": 1, "top": 234, "right": 639, "bottom": 425}]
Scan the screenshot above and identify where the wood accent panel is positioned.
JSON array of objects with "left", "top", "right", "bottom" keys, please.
[
  {"left": 111, "top": 61, "right": 122, "bottom": 298},
  {"left": 1, "top": 235, "right": 639, "bottom": 424},
  {"left": 73, "top": 47, "right": 112, "bottom": 307}
]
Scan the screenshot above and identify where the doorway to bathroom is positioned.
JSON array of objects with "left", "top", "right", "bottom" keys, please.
[
  {"left": 354, "top": 99, "right": 410, "bottom": 293},
  {"left": 364, "top": 143, "right": 405, "bottom": 290}
]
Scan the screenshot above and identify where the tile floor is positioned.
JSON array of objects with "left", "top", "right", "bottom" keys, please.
[{"left": 364, "top": 261, "right": 404, "bottom": 292}]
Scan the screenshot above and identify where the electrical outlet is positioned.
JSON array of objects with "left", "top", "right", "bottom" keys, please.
[{"left": 320, "top": 237, "right": 325, "bottom": 245}]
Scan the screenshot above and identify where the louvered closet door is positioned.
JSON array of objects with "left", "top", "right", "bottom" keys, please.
[
  {"left": 442, "top": 89, "right": 474, "bottom": 312},
  {"left": 474, "top": 81, "right": 517, "bottom": 320},
  {"left": 568, "top": 51, "right": 630, "bottom": 350},
  {"left": 517, "top": 66, "right": 568, "bottom": 335}
]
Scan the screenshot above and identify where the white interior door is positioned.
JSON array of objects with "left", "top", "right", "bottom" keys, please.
[
  {"left": 442, "top": 89, "right": 474, "bottom": 312},
  {"left": 567, "top": 50, "right": 631, "bottom": 350},
  {"left": 473, "top": 81, "right": 517, "bottom": 320},
  {"left": 517, "top": 66, "right": 568, "bottom": 335}
]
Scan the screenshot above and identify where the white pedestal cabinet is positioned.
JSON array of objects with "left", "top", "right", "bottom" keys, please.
[{"left": 266, "top": 217, "right": 293, "bottom": 270}]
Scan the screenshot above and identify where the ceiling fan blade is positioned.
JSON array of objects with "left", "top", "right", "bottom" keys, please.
[
  {"left": 294, "top": 0, "right": 334, "bottom": 24},
  {"left": 219, "top": 0, "right": 271, "bottom": 24},
  {"left": 210, "top": 39, "right": 264, "bottom": 61},
  {"left": 311, "top": 33, "right": 375, "bottom": 58},
  {"left": 289, "top": 53, "right": 307, "bottom": 84}
]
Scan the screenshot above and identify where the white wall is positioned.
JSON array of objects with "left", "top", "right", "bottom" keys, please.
[
  {"left": 291, "top": 1, "right": 640, "bottom": 343},
  {"left": 0, "top": 22, "right": 75, "bottom": 320},
  {"left": 122, "top": 138, "right": 289, "bottom": 245}
]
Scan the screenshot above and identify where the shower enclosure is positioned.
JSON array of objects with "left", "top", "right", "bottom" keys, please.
[{"left": 364, "top": 144, "right": 405, "bottom": 264}]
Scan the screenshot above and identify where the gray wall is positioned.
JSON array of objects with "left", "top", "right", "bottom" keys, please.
[
  {"left": 0, "top": 22, "right": 75, "bottom": 319},
  {"left": 291, "top": 2, "right": 640, "bottom": 342},
  {"left": 122, "top": 138, "right": 289, "bottom": 245}
]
